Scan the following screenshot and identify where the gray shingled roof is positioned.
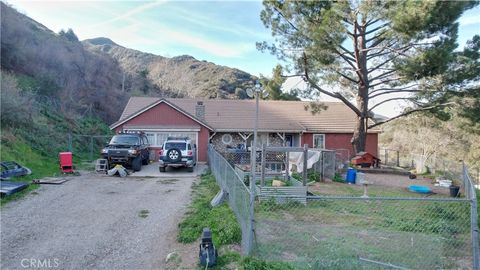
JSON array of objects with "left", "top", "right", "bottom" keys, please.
[{"left": 112, "top": 97, "right": 380, "bottom": 133}]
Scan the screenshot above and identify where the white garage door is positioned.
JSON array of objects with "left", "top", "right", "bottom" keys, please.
[{"left": 143, "top": 132, "right": 197, "bottom": 147}]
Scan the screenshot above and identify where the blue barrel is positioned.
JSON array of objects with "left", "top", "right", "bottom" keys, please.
[{"left": 346, "top": 168, "right": 356, "bottom": 184}]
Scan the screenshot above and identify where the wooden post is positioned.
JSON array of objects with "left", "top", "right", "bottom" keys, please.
[
  {"left": 396, "top": 150, "right": 400, "bottom": 167},
  {"left": 261, "top": 143, "right": 266, "bottom": 187},
  {"left": 321, "top": 151, "right": 325, "bottom": 181},
  {"left": 303, "top": 144, "right": 308, "bottom": 186},
  {"left": 384, "top": 148, "right": 388, "bottom": 165}
]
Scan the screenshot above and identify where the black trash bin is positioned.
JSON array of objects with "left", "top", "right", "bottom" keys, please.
[{"left": 449, "top": 185, "right": 460, "bottom": 197}]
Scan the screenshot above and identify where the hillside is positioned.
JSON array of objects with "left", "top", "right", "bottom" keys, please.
[
  {"left": 1, "top": 2, "right": 256, "bottom": 123},
  {"left": 83, "top": 38, "right": 255, "bottom": 99},
  {"left": 0, "top": 2, "right": 255, "bottom": 182},
  {"left": 1, "top": 2, "right": 129, "bottom": 123}
]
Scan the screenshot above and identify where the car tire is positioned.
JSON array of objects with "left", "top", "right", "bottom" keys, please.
[
  {"left": 187, "top": 166, "right": 194, "bottom": 172},
  {"left": 142, "top": 156, "right": 149, "bottom": 165},
  {"left": 166, "top": 148, "right": 182, "bottom": 162},
  {"left": 159, "top": 166, "right": 166, "bottom": 172},
  {"left": 132, "top": 156, "right": 142, "bottom": 172}
]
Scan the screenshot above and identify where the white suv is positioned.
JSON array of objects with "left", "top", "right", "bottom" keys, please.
[{"left": 159, "top": 137, "right": 197, "bottom": 172}]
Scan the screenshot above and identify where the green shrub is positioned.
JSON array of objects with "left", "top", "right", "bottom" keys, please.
[
  {"left": 333, "top": 172, "right": 345, "bottom": 183},
  {"left": 177, "top": 174, "right": 241, "bottom": 246},
  {"left": 291, "top": 170, "right": 321, "bottom": 182}
]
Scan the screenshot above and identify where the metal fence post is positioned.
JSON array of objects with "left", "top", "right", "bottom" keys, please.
[
  {"left": 471, "top": 196, "right": 479, "bottom": 270},
  {"left": 260, "top": 144, "right": 266, "bottom": 187},
  {"left": 464, "top": 164, "right": 480, "bottom": 270},
  {"left": 303, "top": 144, "right": 308, "bottom": 186},
  {"left": 321, "top": 151, "right": 325, "bottom": 181},
  {"left": 89, "top": 136, "right": 94, "bottom": 161}
]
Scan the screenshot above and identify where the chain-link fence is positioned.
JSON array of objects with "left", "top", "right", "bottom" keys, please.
[
  {"left": 379, "top": 148, "right": 480, "bottom": 186},
  {"left": 208, "top": 145, "right": 253, "bottom": 255},
  {"left": 68, "top": 134, "right": 112, "bottom": 163},
  {"left": 2, "top": 128, "right": 112, "bottom": 176},
  {"left": 220, "top": 145, "right": 338, "bottom": 184},
  {"left": 208, "top": 145, "right": 479, "bottom": 268},
  {"left": 254, "top": 196, "right": 473, "bottom": 270},
  {"left": 379, "top": 148, "right": 401, "bottom": 167}
]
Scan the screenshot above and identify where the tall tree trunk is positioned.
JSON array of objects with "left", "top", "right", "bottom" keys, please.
[
  {"left": 351, "top": 20, "right": 369, "bottom": 155},
  {"left": 352, "top": 90, "right": 368, "bottom": 154}
]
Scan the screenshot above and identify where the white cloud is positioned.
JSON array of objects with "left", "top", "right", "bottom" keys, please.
[
  {"left": 168, "top": 6, "right": 267, "bottom": 39},
  {"left": 459, "top": 15, "right": 480, "bottom": 26},
  {"left": 148, "top": 25, "right": 255, "bottom": 58},
  {"left": 93, "top": 0, "right": 168, "bottom": 27}
]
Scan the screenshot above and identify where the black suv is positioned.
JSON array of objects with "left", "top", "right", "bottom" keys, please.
[{"left": 101, "top": 132, "right": 150, "bottom": 171}]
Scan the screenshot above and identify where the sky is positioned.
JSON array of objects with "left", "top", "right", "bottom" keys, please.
[{"left": 6, "top": 0, "right": 480, "bottom": 117}]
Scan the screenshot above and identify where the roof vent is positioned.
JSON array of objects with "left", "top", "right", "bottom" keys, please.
[{"left": 196, "top": 101, "right": 205, "bottom": 120}]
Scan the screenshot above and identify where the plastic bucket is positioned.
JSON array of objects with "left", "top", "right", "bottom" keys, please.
[
  {"left": 346, "top": 168, "right": 356, "bottom": 184},
  {"left": 449, "top": 185, "right": 460, "bottom": 197},
  {"left": 356, "top": 172, "right": 365, "bottom": 185}
]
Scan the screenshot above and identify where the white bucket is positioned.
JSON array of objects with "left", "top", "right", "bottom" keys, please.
[{"left": 356, "top": 172, "right": 366, "bottom": 185}]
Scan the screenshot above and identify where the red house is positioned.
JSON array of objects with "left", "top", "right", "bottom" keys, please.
[{"left": 110, "top": 98, "right": 380, "bottom": 163}]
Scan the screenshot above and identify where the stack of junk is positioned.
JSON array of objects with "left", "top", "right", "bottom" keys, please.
[{"left": 107, "top": 164, "right": 129, "bottom": 177}]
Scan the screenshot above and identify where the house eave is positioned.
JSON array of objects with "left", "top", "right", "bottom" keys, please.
[{"left": 109, "top": 98, "right": 213, "bottom": 131}]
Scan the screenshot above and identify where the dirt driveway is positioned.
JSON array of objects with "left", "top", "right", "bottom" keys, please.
[{"left": 1, "top": 172, "right": 197, "bottom": 270}]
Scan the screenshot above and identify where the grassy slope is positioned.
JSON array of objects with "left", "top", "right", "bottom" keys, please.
[
  {"left": 0, "top": 136, "right": 58, "bottom": 205},
  {"left": 177, "top": 173, "right": 241, "bottom": 246},
  {"left": 1, "top": 73, "right": 112, "bottom": 205},
  {"left": 177, "top": 173, "right": 294, "bottom": 269}
]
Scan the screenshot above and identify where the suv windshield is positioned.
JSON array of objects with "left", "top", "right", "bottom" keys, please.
[
  {"left": 110, "top": 135, "right": 140, "bottom": 145},
  {"left": 165, "top": 142, "right": 187, "bottom": 150}
]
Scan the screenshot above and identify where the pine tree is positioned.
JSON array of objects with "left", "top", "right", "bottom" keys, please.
[{"left": 258, "top": 0, "right": 478, "bottom": 154}]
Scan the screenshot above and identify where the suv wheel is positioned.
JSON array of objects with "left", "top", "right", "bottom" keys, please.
[
  {"left": 187, "top": 166, "right": 194, "bottom": 173},
  {"left": 166, "top": 148, "right": 182, "bottom": 162},
  {"left": 132, "top": 156, "right": 142, "bottom": 172}
]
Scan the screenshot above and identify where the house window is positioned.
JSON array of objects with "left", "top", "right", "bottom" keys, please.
[
  {"left": 313, "top": 134, "right": 325, "bottom": 149},
  {"left": 222, "top": 134, "right": 233, "bottom": 145}
]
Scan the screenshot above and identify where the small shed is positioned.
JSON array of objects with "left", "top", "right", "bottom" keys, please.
[{"left": 351, "top": 151, "right": 380, "bottom": 168}]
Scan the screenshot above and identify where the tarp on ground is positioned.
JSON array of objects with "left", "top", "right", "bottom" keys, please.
[{"left": 0, "top": 181, "right": 29, "bottom": 196}]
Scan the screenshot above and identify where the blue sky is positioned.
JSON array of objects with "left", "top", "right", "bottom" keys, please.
[
  {"left": 5, "top": 1, "right": 480, "bottom": 117},
  {"left": 7, "top": 0, "right": 480, "bottom": 78},
  {"left": 7, "top": 0, "right": 278, "bottom": 76}
]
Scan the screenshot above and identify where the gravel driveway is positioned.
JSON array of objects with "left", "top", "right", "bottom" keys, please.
[{"left": 1, "top": 173, "right": 196, "bottom": 270}]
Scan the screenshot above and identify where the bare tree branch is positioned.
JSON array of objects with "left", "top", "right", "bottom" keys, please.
[
  {"left": 365, "top": 18, "right": 381, "bottom": 27},
  {"left": 336, "top": 71, "right": 359, "bottom": 83},
  {"left": 280, "top": 74, "right": 305, "bottom": 78},
  {"left": 367, "top": 103, "right": 455, "bottom": 129},
  {"left": 368, "top": 97, "right": 415, "bottom": 112},
  {"left": 364, "top": 22, "right": 390, "bottom": 36},
  {"left": 274, "top": 7, "right": 300, "bottom": 32},
  {"left": 303, "top": 52, "right": 361, "bottom": 115},
  {"left": 369, "top": 69, "right": 396, "bottom": 82},
  {"left": 369, "top": 88, "right": 421, "bottom": 98},
  {"left": 369, "top": 78, "right": 405, "bottom": 88}
]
